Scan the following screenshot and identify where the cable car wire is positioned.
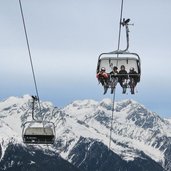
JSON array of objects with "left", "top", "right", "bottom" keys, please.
[
  {"left": 18, "top": 0, "right": 41, "bottom": 111},
  {"left": 116, "top": 0, "right": 124, "bottom": 59},
  {"left": 109, "top": 0, "right": 124, "bottom": 150},
  {"left": 109, "top": 88, "right": 116, "bottom": 149}
]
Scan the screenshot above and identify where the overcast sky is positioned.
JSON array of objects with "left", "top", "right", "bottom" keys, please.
[{"left": 0, "top": 0, "right": 171, "bottom": 117}]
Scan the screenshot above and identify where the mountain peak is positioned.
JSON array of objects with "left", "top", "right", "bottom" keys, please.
[{"left": 69, "top": 99, "right": 98, "bottom": 107}]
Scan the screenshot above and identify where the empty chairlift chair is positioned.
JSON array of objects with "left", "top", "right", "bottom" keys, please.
[
  {"left": 22, "top": 96, "right": 55, "bottom": 144},
  {"left": 22, "top": 121, "right": 55, "bottom": 144}
]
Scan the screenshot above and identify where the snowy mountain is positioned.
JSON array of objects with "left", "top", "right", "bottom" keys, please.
[
  {"left": 0, "top": 143, "right": 81, "bottom": 171},
  {"left": 165, "top": 118, "right": 171, "bottom": 125},
  {"left": 0, "top": 95, "right": 171, "bottom": 171}
]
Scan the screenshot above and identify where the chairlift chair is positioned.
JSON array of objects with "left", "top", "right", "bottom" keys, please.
[
  {"left": 22, "top": 96, "right": 55, "bottom": 144},
  {"left": 97, "top": 18, "right": 141, "bottom": 92},
  {"left": 22, "top": 120, "right": 55, "bottom": 144}
]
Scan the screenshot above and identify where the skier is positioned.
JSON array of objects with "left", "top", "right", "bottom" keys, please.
[
  {"left": 97, "top": 67, "right": 109, "bottom": 94},
  {"left": 110, "top": 66, "right": 118, "bottom": 94},
  {"left": 118, "top": 65, "right": 128, "bottom": 94},
  {"left": 128, "top": 67, "right": 139, "bottom": 94}
]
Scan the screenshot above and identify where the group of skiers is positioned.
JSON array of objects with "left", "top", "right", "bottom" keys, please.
[{"left": 96, "top": 65, "right": 139, "bottom": 94}]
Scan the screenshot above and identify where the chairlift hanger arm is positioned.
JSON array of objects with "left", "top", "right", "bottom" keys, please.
[
  {"left": 122, "top": 18, "right": 130, "bottom": 52},
  {"left": 112, "top": 18, "right": 132, "bottom": 54},
  {"left": 31, "top": 95, "right": 38, "bottom": 121}
]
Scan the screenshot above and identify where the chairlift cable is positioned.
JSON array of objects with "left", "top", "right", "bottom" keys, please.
[
  {"left": 18, "top": 0, "right": 41, "bottom": 111},
  {"left": 108, "top": 89, "right": 116, "bottom": 149},
  {"left": 116, "top": 0, "right": 124, "bottom": 60},
  {"left": 109, "top": 0, "right": 124, "bottom": 150}
]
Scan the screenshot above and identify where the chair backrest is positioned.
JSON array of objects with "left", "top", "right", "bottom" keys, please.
[
  {"left": 24, "top": 127, "right": 54, "bottom": 135},
  {"left": 97, "top": 52, "right": 141, "bottom": 80},
  {"left": 97, "top": 57, "right": 140, "bottom": 73}
]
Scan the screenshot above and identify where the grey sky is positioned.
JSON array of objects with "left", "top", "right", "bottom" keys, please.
[{"left": 0, "top": 0, "right": 171, "bottom": 117}]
